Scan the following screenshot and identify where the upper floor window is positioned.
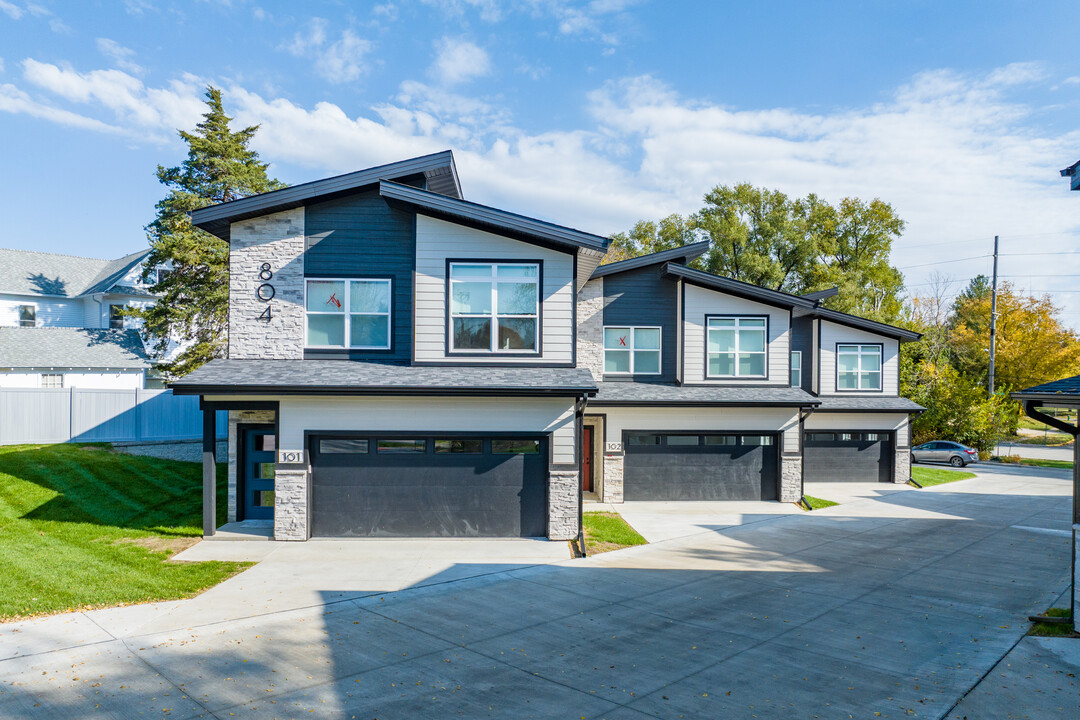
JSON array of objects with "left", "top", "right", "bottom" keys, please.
[
  {"left": 156, "top": 268, "right": 173, "bottom": 285},
  {"left": 18, "top": 305, "right": 35, "bottom": 328},
  {"left": 706, "top": 316, "right": 766, "bottom": 378},
  {"left": 41, "top": 373, "right": 63, "bottom": 389},
  {"left": 790, "top": 351, "right": 802, "bottom": 387},
  {"left": 604, "top": 327, "right": 661, "bottom": 375},
  {"left": 305, "top": 278, "right": 391, "bottom": 349},
  {"left": 837, "top": 344, "right": 881, "bottom": 391},
  {"left": 109, "top": 304, "right": 125, "bottom": 330},
  {"left": 449, "top": 263, "right": 538, "bottom": 353}
]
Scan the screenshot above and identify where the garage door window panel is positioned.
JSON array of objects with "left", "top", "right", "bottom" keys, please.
[
  {"left": 450, "top": 263, "right": 539, "bottom": 353},
  {"left": 435, "top": 439, "right": 483, "bottom": 454},
  {"left": 491, "top": 439, "right": 541, "bottom": 454},
  {"left": 319, "top": 438, "right": 369, "bottom": 454},
  {"left": 837, "top": 344, "right": 882, "bottom": 391},
  {"left": 604, "top": 327, "right": 661, "bottom": 375},
  {"left": 377, "top": 439, "right": 427, "bottom": 453},
  {"left": 707, "top": 317, "right": 767, "bottom": 378}
]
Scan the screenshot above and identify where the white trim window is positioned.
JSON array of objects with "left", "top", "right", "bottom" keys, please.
[
  {"left": 18, "top": 305, "right": 35, "bottom": 328},
  {"left": 109, "top": 304, "right": 126, "bottom": 330},
  {"left": 837, "top": 344, "right": 882, "bottom": 390},
  {"left": 305, "top": 278, "right": 392, "bottom": 349},
  {"left": 706, "top": 317, "right": 767, "bottom": 378},
  {"left": 790, "top": 350, "right": 802, "bottom": 387},
  {"left": 603, "top": 327, "right": 661, "bottom": 375},
  {"left": 449, "top": 263, "right": 539, "bottom": 353},
  {"left": 41, "top": 373, "right": 63, "bottom": 389}
]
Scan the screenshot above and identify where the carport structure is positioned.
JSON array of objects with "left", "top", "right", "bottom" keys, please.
[{"left": 1013, "top": 374, "right": 1080, "bottom": 631}]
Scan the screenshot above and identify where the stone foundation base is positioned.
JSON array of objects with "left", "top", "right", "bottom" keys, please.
[
  {"left": 780, "top": 456, "right": 802, "bottom": 502},
  {"left": 602, "top": 453, "right": 624, "bottom": 503},
  {"left": 548, "top": 469, "right": 580, "bottom": 540},
  {"left": 894, "top": 448, "right": 911, "bottom": 484},
  {"left": 274, "top": 467, "right": 309, "bottom": 540}
]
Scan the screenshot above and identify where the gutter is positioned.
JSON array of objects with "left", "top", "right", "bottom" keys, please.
[{"left": 575, "top": 394, "right": 588, "bottom": 558}]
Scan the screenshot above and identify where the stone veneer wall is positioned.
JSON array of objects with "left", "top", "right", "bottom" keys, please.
[
  {"left": 894, "top": 448, "right": 911, "bottom": 484},
  {"left": 229, "top": 207, "right": 305, "bottom": 360},
  {"left": 603, "top": 453, "right": 624, "bottom": 503},
  {"left": 780, "top": 456, "right": 802, "bottom": 502},
  {"left": 274, "top": 468, "right": 309, "bottom": 541},
  {"left": 577, "top": 278, "right": 604, "bottom": 380},
  {"left": 548, "top": 469, "right": 580, "bottom": 540},
  {"left": 227, "top": 410, "right": 277, "bottom": 523}
]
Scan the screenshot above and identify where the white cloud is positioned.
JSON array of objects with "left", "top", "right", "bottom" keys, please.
[
  {"left": 420, "top": 0, "right": 503, "bottom": 22},
  {"left": 430, "top": 37, "right": 491, "bottom": 85},
  {"left": 0, "top": 1, "right": 23, "bottom": 19},
  {"left": 96, "top": 38, "right": 144, "bottom": 75},
  {"left": 283, "top": 18, "right": 373, "bottom": 84}
]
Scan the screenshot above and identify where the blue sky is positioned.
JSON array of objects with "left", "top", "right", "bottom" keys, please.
[{"left": 2, "top": 0, "right": 1080, "bottom": 322}]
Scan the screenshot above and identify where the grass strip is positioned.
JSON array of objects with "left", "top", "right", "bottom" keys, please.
[
  {"left": 581, "top": 511, "right": 647, "bottom": 555},
  {"left": 911, "top": 466, "right": 977, "bottom": 487}
]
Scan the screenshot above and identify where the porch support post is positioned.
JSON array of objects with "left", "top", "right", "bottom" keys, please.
[{"left": 203, "top": 407, "right": 217, "bottom": 537}]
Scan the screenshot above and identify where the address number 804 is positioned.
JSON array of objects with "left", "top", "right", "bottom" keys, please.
[{"left": 256, "top": 262, "right": 274, "bottom": 322}]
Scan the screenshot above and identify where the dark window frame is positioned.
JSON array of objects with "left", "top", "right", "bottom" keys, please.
[
  {"left": 444, "top": 258, "right": 544, "bottom": 358},
  {"left": 834, "top": 342, "right": 885, "bottom": 393},
  {"left": 704, "top": 314, "right": 770, "bottom": 381}
]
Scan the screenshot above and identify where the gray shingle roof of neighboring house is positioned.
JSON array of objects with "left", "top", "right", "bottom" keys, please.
[
  {"left": 590, "top": 381, "right": 820, "bottom": 406},
  {"left": 0, "top": 248, "right": 150, "bottom": 298},
  {"left": 0, "top": 328, "right": 150, "bottom": 369},
  {"left": 1012, "top": 375, "right": 1080, "bottom": 405},
  {"left": 171, "top": 360, "right": 598, "bottom": 397},
  {"left": 812, "top": 395, "right": 924, "bottom": 412}
]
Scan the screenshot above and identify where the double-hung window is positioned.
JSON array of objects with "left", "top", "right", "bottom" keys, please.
[
  {"left": 790, "top": 351, "right": 802, "bottom": 387},
  {"left": 836, "top": 344, "right": 882, "bottom": 391},
  {"left": 305, "top": 279, "right": 391, "bottom": 349},
  {"left": 706, "top": 317, "right": 767, "bottom": 378},
  {"left": 109, "top": 305, "right": 125, "bottom": 330},
  {"left": 603, "top": 327, "right": 661, "bottom": 374},
  {"left": 450, "top": 263, "right": 539, "bottom": 353},
  {"left": 17, "top": 305, "right": 35, "bottom": 327}
]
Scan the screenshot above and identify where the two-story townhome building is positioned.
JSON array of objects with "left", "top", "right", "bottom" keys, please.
[
  {"left": 172, "top": 150, "right": 921, "bottom": 543},
  {"left": 0, "top": 248, "right": 158, "bottom": 388},
  {"left": 577, "top": 245, "right": 922, "bottom": 506}
]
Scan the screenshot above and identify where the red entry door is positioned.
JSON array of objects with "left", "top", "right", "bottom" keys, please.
[{"left": 582, "top": 426, "right": 593, "bottom": 492}]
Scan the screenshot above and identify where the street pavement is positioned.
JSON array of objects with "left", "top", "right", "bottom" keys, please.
[{"left": 0, "top": 464, "right": 1075, "bottom": 719}]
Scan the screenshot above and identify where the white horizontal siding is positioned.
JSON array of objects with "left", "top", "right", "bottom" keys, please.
[
  {"left": 279, "top": 396, "right": 577, "bottom": 465},
  {"left": 414, "top": 215, "right": 575, "bottom": 364},
  {"left": 804, "top": 412, "right": 909, "bottom": 446},
  {"left": 0, "top": 294, "right": 88, "bottom": 328},
  {"left": 602, "top": 406, "right": 801, "bottom": 454},
  {"left": 818, "top": 321, "right": 899, "bottom": 395},
  {"left": 682, "top": 284, "right": 790, "bottom": 385}
]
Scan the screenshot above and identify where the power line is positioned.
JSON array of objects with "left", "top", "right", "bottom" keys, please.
[{"left": 897, "top": 254, "right": 991, "bottom": 270}]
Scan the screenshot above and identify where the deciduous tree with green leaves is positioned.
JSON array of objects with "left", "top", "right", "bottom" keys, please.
[{"left": 138, "top": 86, "right": 286, "bottom": 378}]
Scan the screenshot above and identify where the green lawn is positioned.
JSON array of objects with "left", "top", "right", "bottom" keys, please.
[
  {"left": 801, "top": 496, "right": 839, "bottom": 510},
  {"left": 911, "top": 466, "right": 977, "bottom": 487},
  {"left": 0, "top": 443, "right": 250, "bottom": 621},
  {"left": 1029, "top": 608, "right": 1077, "bottom": 638},
  {"left": 581, "top": 511, "right": 647, "bottom": 554}
]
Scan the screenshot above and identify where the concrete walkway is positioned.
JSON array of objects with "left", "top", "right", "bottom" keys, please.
[{"left": 0, "top": 466, "right": 1074, "bottom": 718}]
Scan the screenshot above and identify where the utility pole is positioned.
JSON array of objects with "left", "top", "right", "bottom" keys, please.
[{"left": 988, "top": 235, "right": 999, "bottom": 395}]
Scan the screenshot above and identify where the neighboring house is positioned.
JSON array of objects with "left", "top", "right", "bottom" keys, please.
[
  {"left": 0, "top": 248, "right": 159, "bottom": 388},
  {"left": 171, "top": 150, "right": 922, "bottom": 543}
]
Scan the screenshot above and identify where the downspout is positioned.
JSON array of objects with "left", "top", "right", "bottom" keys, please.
[
  {"left": 576, "top": 394, "right": 588, "bottom": 557},
  {"left": 797, "top": 405, "right": 815, "bottom": 508}
]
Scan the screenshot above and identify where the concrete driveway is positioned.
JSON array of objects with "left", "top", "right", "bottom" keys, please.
[{"left": 0, "top": 465, "right": 1075, "bottom": 719}]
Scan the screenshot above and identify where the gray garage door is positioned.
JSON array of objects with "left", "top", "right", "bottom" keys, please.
[
  {"left": 623, "top": 433, "right": 779, "bottom": 501},
  {"left": 804, "top": 431, "right": 893, "bottom": 483},
  {"left": 310, "top": 435, "right": 548, "bottom": 538}
]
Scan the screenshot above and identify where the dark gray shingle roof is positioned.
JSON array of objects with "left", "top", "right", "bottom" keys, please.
[
  {"left": 171, "top": 360, "right": 598, "bottom": 397},
  {"left": 0, "top": 248, "right": 149, "bottom": 298},
  {"left": 813, "top": 395, "right": 924, "bottom": 412},
  {"left": 590, "top": 381, "right": 819, "bottom": 406},
  {"left": 0, "top": 328, "right": 150, "bottom": 369},
  {"left": 1012, "top": 375, "right": 1080, "bottom": 404}
]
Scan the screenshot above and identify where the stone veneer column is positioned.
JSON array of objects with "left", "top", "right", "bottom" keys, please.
[
  {"left": 576, "top": 278, "right": 604, "bottom": 380},
  {"left": 274, "top": 468, "right": 309, "bottom": 541},
  {"left": 603, "top": 453, "right": 624, "bottom": 503},
  {"left": 229, "top": 207, "right": 305, "bottom": 359},
  {"left": 894, "top": 448, "right": 911, "bottom": 484},
  {"left": 227, "top": 409, "right": 277, "bottom": 523},
  {"left": 780, "top": 456, "right": 802, "bottom": 502},
  {"left": 548, "top": 470, "right": 580, "bottom": 540}
]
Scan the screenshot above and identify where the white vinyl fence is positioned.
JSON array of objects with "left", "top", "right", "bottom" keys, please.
[{"left": 0, "top": 388, "right": 227, "bottom": 445}]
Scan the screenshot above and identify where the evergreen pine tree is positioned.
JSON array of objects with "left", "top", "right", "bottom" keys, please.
[{"left": 138, "top": 86, "right": 286, "bottom": 378}]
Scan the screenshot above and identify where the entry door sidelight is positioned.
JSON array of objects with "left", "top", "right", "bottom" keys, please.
[{"left": 243, "top": 428, "right": 276, "bottom": 520}]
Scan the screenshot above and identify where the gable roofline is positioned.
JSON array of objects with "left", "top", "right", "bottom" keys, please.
[
  {"left": 80, "top": 249, "right": 151, "bottom": 296},
  {"left": 812, "top": 306, "right": 922, "bottom": 343},
  {"left": 590, "top": 240, "right": 710, "bottom": 279},
  {"left": 661, "top": 263, "right": 817, "bottom": 309},
  {"left": 378, "top": 181, "right": 611, "bottom": 254},
  {"left": 189, "top": 151, "right": 463, "bottom": 241},
  {"left": 801, "top": 287, "right": 839, "bottom": 303}
]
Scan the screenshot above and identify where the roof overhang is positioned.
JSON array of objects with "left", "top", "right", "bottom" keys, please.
[
  {"left": 591, "top": 241, "right": 709, "bottom": 279},
  {"left": 189, "top": 151, "right": 463, "bottom": 241},
  {"left": 662, "top": 263, "right": 816, "bottom": 310},
  {"left": 811, "top": 307, "right": 922, "bottom": 343}
]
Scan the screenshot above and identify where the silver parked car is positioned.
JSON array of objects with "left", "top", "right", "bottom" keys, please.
[{"left": 911, "top": 441, "right": 979, "bottom": 468}]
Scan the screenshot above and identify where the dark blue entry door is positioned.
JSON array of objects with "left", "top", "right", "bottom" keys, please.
[{"left": 243, "top": 427, "right": 276, "bottom": 520}]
